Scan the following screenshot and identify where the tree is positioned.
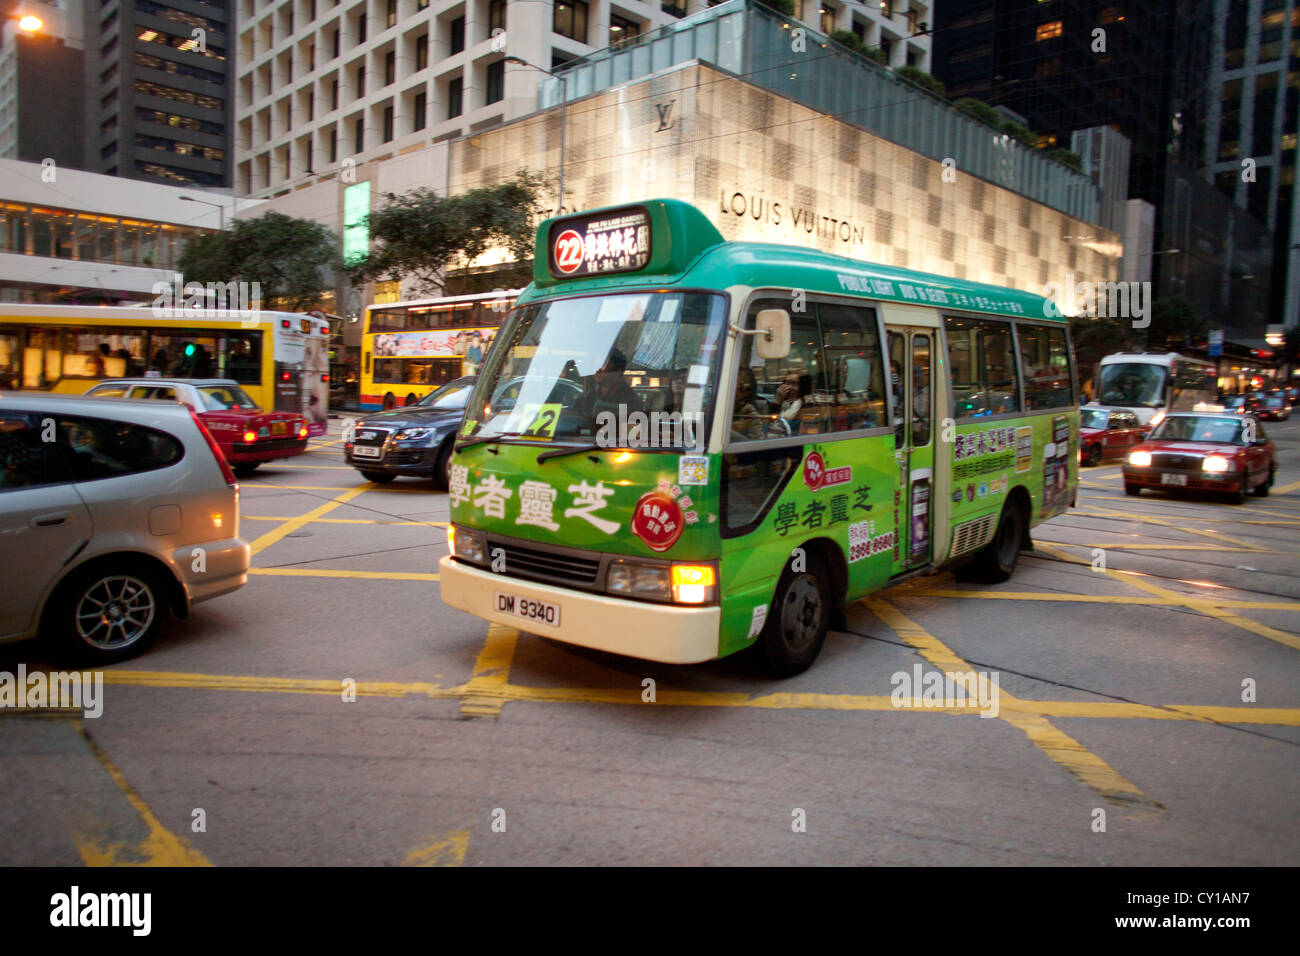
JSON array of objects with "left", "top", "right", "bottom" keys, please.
[
  {"left": 953, "top": 97, "right": 1002, "bottom": 128},
  {"left": 894, "top": 65, "right": 945, "bottom": 98},
  {"left": 1071, "top": 313, "right": 1138, "bottom": 391},
  {"left": 755, "top": 0, "right": 797, "bottom": 15},
  {"left": 999, "top": 120, "right": 1037, "bottom": 147},
  {"left": 177, "top": 212, "right": 339, "bottom": 311},
  {"left": 1046, "top": 147, "right": 1083, "bottom": 173},
  {"left": 828, "top": 29, "right": 887, "bottom": 64},
  {"left": 1145, "top": 295, "right": 1205, "bottom": 350},
  {"left": 350, "top": 172, "right": 545, "bottom": 296}
]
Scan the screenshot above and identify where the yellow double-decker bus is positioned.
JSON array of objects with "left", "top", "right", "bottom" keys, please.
[
  {"left": 0, "top": 304, "right": 332, "bottom": 434},
  {"left": 361, "top": 290, "right": 520, "bottom": 410}
]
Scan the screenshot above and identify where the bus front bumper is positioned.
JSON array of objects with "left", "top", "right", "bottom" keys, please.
[{"left": 438, "top": 556, "right": 722, "bottom": 664}]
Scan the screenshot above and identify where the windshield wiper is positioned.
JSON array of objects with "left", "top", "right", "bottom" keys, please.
[
  {"left": 536, "top": 443, "right": 602, "bottom": 464},
  {"left": 455, "top": 434, "right": 515, "bottom": 452}
]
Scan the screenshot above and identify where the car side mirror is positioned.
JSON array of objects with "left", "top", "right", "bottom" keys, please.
[{"left": 752, "top": 309, "right": 791, "bottom": 361}]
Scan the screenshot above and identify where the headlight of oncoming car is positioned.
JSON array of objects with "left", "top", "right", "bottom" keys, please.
[
  {"left": 449, "top": 525, "right": 486, "bottom": 565},
  {"left": 1127, "top": 450, "right": 1152, "bottom": 467},
  {"left": 394, "top": 427, "right": 435, "bottom": 442},
  {"left": 1202, "top": 454, "right": 1235, "bottom": 473}
]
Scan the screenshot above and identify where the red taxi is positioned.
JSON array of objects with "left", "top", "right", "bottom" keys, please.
[
  {"left": 1079, "top": 406, "right": 1146, "bottom": 466},
  {"left": 85, "top": 378, "right": 308, "bottom": 477},
  {"left": 1122, "top": 412, "right": 1276, "bottom": 503}
]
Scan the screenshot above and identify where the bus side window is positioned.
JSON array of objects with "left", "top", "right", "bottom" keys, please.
[
  {"left": 945, "top": 316, "right": 1020, "bottom": 418},
  {"left": 730, "top": 298, "right": 827, "bottom": 442},
  {"left": 1017, "top": 324, "right": 1072, "bottom": 409},
  {"left": 817, "top": 303, "right": 885, "bottom": 432}
]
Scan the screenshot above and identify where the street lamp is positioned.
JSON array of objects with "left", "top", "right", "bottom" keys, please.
[
  {"left": 504, "top": 55, "right": 567, "bottom": 216},
  {"left": 179, "top": 194, "right": 226, "bottom": 231}
]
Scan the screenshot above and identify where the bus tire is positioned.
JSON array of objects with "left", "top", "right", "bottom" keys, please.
[
  {"left": 361, "top": 470, "right": 396, "bottom": 483},
  {"left": 433, "top": 440, "right": 454, "bottom": 491},
  {"left": 961, "top": 499, "right": 1024, "bottom": 584},
  {"left": 383, "top": 392, "right": 397, "bottom": 410},
  {"left": 404, "top": 393, "right": 418, "bottom": 406},
  {"left": 755, "top": 554, "right": 829, "bottom": 677}
]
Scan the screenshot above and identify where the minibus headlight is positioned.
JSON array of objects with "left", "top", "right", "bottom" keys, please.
[
  {"left": 671, "top": 565, "right": 717, "bottom": 605},
  {"left": 607, "top": 561, "right": 671, "bottom": 601},
  {"left": 450, "top": 525, "right": 486, "bottom": 565}
]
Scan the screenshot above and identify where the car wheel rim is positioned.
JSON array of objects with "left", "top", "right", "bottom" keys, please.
[
  {"left": 75, "top": 575, "right": 155, "bottom": 650},
  {"left": 780, "top": 576, "right": 822, "bottom": 653}
]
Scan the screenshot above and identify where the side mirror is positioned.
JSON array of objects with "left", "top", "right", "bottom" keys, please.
[{"left": 753, "top": 309, "right": 791, "bottom": 361}]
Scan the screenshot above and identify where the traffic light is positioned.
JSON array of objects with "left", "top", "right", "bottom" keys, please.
[{"left": 183, "top": 343, "right": 196, "bottom": 358}]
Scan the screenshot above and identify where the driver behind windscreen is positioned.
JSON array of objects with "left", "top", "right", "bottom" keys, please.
[{"left": 572, "top": 347, "right": 643, "bottom": 421}]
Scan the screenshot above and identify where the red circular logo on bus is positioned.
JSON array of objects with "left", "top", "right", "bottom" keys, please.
[
  {"left": 803, "top": 451, "right": 827, "bottom": 491},
  {"left": 631, "top": 491, "right": 684, "bottom": 552},
  {"left": 553, "top": 228, "right": 585, "bottom": 274}
]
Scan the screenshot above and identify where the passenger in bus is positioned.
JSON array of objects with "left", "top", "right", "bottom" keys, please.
[
  {"left": 730, "top": 369, "right": 764, "bottom": 443},
  {"left": 776, "top": 370, "right": 811, "bottom": 425}
]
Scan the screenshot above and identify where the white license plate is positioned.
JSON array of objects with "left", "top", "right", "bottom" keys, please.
[
  {"left": 1161, "top": 473, "right": 1188, "bottom": 486},
  {"left": 353, "top": 446, "right": 381, "bottom": 458},
  {"left": 494, "top": 592, "right": 560, "bottom": 627}
]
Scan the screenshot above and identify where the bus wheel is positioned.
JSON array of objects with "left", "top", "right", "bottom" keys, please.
[
  {"left": 756, "top": 555, "right": 829, "bottom": 677},
  {"left": 960, "top": 499, "right": 1024, "bottom": 584},
  {"left": 383, "top": 392, "right": 397, "bottom": 410},
  {"left": 433, "top": 441, "right": 453, "bottom": 491},
  {"left": 404, "top": 393, "right": 418, "bottom": 406}
]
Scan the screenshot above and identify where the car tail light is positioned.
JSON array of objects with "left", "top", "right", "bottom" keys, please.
[
  {"left": 243, "top": 430, "right": 257, "bottom": 443},
  {"left": 190, "top": 408, "right": 238, "bottom": 486},
  {"left": 298, "top": 423, "right": 308, "bottom": 438}
]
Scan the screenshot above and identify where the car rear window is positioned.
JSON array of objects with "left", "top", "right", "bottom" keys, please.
[{"left": 54, "top": 414, "right": 185, "bottom": 481}]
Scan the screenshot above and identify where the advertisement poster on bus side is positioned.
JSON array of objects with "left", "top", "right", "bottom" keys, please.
[
  {"left": 1041, "top": 415, "right": 1072, "bottom": 517},
  {"left": 370, "top": 327, "right": 498, "bottom": 365},
  {"left": 909, "top": 475, "right": 931, "bottom": 563}
]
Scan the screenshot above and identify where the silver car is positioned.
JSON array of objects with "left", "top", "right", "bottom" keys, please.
[{"left": 0, "top": 392, "right": 250, "bottom": 663}]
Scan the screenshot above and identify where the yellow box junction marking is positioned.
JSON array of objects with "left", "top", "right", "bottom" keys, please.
[
  {"left": 404, "top": 829, "right": 470, "bottom": 867},
  {"left": 864, "top": 596, "right": 1157, "bottom": 809},
  {"left": 458, "top": 624, "right": 520, "bottom": 719},
  {"left": 1034, "top": 542, "right": 1300, "bottom": 653},
  {"left": 72, "top": 722, "right": 212, "bottom": 867},
  {"left": 247, "top": 486, "right": 367, "bottom": 555}
]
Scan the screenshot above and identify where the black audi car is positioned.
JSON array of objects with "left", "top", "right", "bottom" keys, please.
[{"left": 345, "top": 377, "right": 476, "bottom": 487}]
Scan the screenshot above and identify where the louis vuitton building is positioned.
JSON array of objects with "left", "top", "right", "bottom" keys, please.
[{"left": 243, "top": 0, "right": 1120, "bottom": 330}]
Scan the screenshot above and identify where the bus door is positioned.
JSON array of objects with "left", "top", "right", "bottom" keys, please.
[{"left": 887, "top": 328, "right": 934, "bottom": 573}]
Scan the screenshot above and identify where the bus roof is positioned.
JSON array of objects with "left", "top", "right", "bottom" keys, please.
[
  {"left": 367, "top": 290, "right": 524, "bottom": 310},
  {"left": 1098, "top": 352, "right": 1212, "bottom": 367},
  {"left": 0, "top": 303, "right": 324, "bottom": 326},
  {"left": 528, "top": 198, "right": 1062, "bottom": 322}
]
